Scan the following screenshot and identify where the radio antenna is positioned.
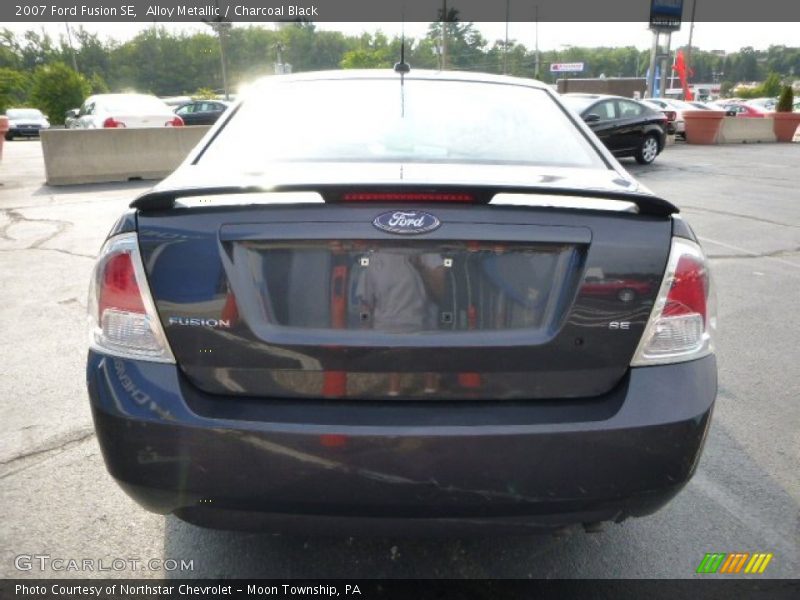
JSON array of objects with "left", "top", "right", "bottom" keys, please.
[
  {"left": 394, "top": 8, "right": 410, "bottom": 118},
  {"left": 393, "top": 7, "right": 410, "bottom": 75}
]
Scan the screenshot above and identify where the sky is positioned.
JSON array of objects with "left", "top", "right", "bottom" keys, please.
[{"left": 6, "top": 21, "right": 798, "bottom": 53}]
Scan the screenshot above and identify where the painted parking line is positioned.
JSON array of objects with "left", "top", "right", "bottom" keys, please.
[{"left": 698, "top": 236, "right": 800, "bottom": 271}]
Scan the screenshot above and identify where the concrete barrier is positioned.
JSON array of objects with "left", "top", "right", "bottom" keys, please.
[
  {"left": 41, "top": 126, "right": 211, "bottom": 185},
  {"left": 717, "top": 117, "right": 777, "bottom": 144}
]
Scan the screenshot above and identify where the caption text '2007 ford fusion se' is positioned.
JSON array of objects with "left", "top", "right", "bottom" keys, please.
[{"left": 86, "top": 69, "right": 717, "bottom": 534}]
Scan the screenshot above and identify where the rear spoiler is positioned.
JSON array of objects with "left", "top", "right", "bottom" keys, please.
[{"left": 130, "top": 184, "right": 679, "bottom": 217}]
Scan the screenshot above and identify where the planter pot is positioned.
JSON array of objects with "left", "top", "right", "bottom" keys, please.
[
  {"left": 683, "top": 110, "right": 725, "bottom": 144},
  {"left": 0, "top": 116, "right": 8, "bottom": 161},
  {"left": 771, "top": 112, "right": 800, "bottom": 142}
]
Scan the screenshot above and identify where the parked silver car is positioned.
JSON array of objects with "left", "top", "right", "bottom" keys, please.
[{"left": 4, "top": 108, "right": 49, "bottom": 140}]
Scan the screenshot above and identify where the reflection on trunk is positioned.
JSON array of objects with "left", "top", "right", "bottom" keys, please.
[{"left": 231, "top": 240, "right": 581, "bottom": 335}]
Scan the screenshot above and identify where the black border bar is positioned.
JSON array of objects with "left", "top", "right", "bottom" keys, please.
[
  {"left": 2, "top": 579, "right": 800, "bottom": 600},
  {"left": 4, "top": 0, "right": 800, "bottom": 23}
]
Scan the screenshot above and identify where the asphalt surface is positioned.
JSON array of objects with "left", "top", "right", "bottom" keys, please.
[{"left": 0, "top": 139, "right": 798, "bottom": 579}]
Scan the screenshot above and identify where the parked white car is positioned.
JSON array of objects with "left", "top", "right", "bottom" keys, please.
[
  {"left": 74, "top": 94, "right": 184, "bottom": 129},
  {"left": 746, "top": 97, "right": 778, "bottom": 112},
  {"left": 642, "top": 98, "right": 699, "bottom": 138}
]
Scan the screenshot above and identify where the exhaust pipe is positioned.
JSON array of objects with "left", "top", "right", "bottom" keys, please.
[{"left": 583, "top": 521, "right": 607, "bottom": 533}]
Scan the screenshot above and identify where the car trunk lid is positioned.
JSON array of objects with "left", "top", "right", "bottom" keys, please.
[{"left": 137, "top": 200, "right": 671, "bottom": 400}]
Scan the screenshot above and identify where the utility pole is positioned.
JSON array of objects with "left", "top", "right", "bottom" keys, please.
[
  {"left": 275, "top": 42, "right": 290, "bottom": 74},
  {"left": 203, "top": 0, "right": 230, "bottom": 100},
  {"left": 503, "top": 0, "right": 510, "bottom": 75},
  {"left": 211, "top": 22, "right": 231, "bottom": 99},
  {"left": 64, "top": 22, "right": 79, "bottom": 73},
  {"left": 534, "top": 4, "right": 540, "bottom": 79},
  {"left": 440, "top": 0, "right": 448, "bottom": 70}
]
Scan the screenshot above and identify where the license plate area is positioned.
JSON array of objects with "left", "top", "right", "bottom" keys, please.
[{"left": 224, "top": 239, "right": 585, "bottom": 338}]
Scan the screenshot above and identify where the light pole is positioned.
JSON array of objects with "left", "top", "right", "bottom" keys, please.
[{"left": 685, "top": 0, "right": 698, "bottom": 98}]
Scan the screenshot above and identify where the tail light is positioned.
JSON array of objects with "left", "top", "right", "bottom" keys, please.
[
  {"left": 88, "top": 233, "right": 174, "bottom": 362},
  {"left": 102, "top": 117, "right": 125, "bottom": 128},
  {"left": 166, "top": 116, "right": 184, "bottom": 127},
  {"left": 663, "top": 110, "right": 677, "bottom": 121},
  {"left": 631, "top": 237, "right": 716, "bottom": 366}
]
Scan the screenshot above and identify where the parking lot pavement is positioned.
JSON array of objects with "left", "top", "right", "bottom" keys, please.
[{"left": 1, "top": 140, "right": 798, "bottom": 579}]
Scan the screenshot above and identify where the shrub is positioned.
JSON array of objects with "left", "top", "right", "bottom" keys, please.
[
  {"left": 0, "top": 68, "right": 31, "bottom": 114},
  {"left": 192, "top": 87, "right": 217, "bottom": 100},
  {"left": 776, "top": 85, "right": 794, "bottom": 112},
  {"left": 29, "top": 63, "right": 90, "bottom": 125}
]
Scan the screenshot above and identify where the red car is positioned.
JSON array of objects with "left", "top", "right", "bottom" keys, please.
[
  {"left": 715, "top": 102, "right": 768, "bottom": 118},
  {"left": 581, "top": 278, "right": 654, "bottom": 302}
]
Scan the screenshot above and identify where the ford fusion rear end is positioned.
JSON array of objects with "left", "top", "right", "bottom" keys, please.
[{"left": 86, "top": 71, "right": 716, "bottom": 533}]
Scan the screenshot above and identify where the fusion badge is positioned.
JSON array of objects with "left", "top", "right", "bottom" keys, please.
[{"left": 168, "top": 317, "right": 231, "bottom": 329}]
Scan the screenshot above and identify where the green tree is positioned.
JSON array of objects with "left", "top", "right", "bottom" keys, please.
[
  {"left": 720, "top": 80, "right": 734, "bottom": 96},
  {"left": 427, "top": 11, "right": 488, "bottom": 70},
  {"left": 71, "top": 27, "right": 112, "bottom": 84},
  {"left": 340, "top": 48, "right": 390, "bottom": 69},
  {"left": 193, "top": 87, "right": 217, "bottom": 99},
  {"left": 0, "top": 28, "right": 23, "bottom": 69},
  {"left": 19, "top": 30, "right": 61, "bottom": 70},
  {"left": 737, "top": 72, "right": 783, "bottom": 98},
  {"left": 733, "top": 46, "right": 761, "bottom": 82},
  {"left": 340, "top": 32, "right": 393, "bottom": 69},
  {"left": 760, "top": 72, "right": 783, "bottom": 96},
  {"left": 0, "top": 67, "right": 30, "bottom": 113},
  {"left": 1, "top": 24, "right": 799, "bottom": 104},
  {"left": 29, "top": 62, "right": 90, "bottom": 124},
  {"left": 88, "top": 72, "right": 108, "bottom": 94}
]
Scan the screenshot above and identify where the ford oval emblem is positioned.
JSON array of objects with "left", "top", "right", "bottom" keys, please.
[{"left": 372, "top": 210, "right": 441, "bottom": 235}]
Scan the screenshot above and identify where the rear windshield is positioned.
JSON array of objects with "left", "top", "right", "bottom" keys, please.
[
  {"left": 199, "top": 79, "right": 606, "bottom": 169},
  {"left": 6, "top": 109, "right": 43, "bottom": 119},
  {"left": 97, "top": 95, "right": 169, "bottom": 113}
]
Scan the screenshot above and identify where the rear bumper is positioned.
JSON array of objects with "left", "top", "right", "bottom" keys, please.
[
  {"left": 8, "top": 127, "right": 41, "bottom": 137},
  {"left": 87, "top": 351, "right": 716, "bottom": 532}
]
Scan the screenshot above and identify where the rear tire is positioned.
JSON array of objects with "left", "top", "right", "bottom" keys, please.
[{"left": 635, "top": 134, "right": 659, "bottom": 165}]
